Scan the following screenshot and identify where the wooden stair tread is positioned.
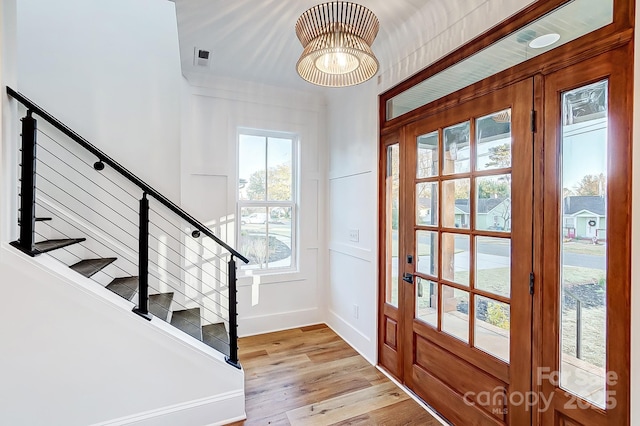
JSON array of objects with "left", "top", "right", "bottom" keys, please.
[
  {"left": 149, "top": 293, "right": 173, "bottom": 321},
  {"left": 170, "top": 308, "right": 202, "bottom": 340},
  {"left": 70, "top": 258, "right": 117, "bottom": 278},
  {"left": 202, "top": 323, "right": 229, "bottom": 356},
  {"left": 33, "top": 238, "right": 86, "bottom": 254},
  {"left": 106, "top": 276, "right": 138, "bottom": 301}
]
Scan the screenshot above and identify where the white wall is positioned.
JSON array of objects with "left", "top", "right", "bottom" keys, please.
[
  {"left": 15, "top": 0, "right": 182, "bottom": 203},
  {"left": 180, "top": 77, "right": 326, "bottom": 336},
  {"left": 0, "top": 244, "right": 244, "bottom": 426},
  {"left": 1, "top": 2, "right": 248, "bottom": 424},
  {"left": 1, "top": 0, "right": 18, "bottom": 244},
  {"left": 325, "top": 80, "right": 379, "bottom": 362}
]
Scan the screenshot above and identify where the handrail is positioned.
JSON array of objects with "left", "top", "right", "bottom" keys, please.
[{"left": 7, "top": 86, "right": 249, "bottom": 264}]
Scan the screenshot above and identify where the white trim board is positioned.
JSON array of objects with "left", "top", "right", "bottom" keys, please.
[
  {"left": 238, "top": 307, "right": 320, "bottom": 337},
  {"left": 327, "top": 309, "right": 375, "bottom": 364},
  {"left": 91, "top": 391, "right": 246, "bottom": 426}
]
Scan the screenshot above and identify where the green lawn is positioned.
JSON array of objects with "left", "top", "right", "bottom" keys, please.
[
  {"left": 562, "top": 266, "right": 605, "bottom": 285},
  {"left": 396, "top": 266, "right": 605, "bottom": 301},
  {"left": 562, "top": 241, "right": 606, "bottom": 256}
]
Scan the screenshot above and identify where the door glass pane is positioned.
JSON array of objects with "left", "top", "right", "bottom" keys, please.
[
  {"left": 386, "top": 144, "right": 400, "bottom": 307},
  {"left": 476, "top": 109, "right": 512, "bottom": 171},
  {"left": 443, "top": 121, "right": 470, "bottom": 175},
  {"left": 416, "top": 231, "right": 438, "bottom": 278},
  {"left": 442, "top": 233, "right": 469, "bottom": 286},
  {"left": 476, "top": 174, "right": 511, "bottom": 232},
  {"left": 442, "top": 179, "right": 470, "bottom": 229},
  {"left": 441, "top": 286, "right": 469, "bottom": 342},
  {"left": 475, "top": 296, "right": 510, "bottom": 362},
  {"left": 417, "top": 131, "right": 439, "bottom": 178},
  {"left": 476, "top": 237, "right": 511, "bottom": 298},
  {"left": 416, "top": 278, "right": 438, "bottom": 328},
  {"left": 559, "top": 80, "right": 608, "bottom": 409},
  {"left": 417, "top": 182, "right": 438, "bottom": 226}
]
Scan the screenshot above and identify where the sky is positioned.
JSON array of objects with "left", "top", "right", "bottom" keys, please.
[
  {"left": 562, "top": 119, "right": 607, "bottom": 190},
  {"left": 238, "top": 133, "right": 293, "bottom": 183}
]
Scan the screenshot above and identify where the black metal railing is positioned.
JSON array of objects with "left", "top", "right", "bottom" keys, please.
[
  {"left": 565, "top": 289, "right": 583, "bottom": 360},
  {"left": 7, "top": 87, "right": 247, "bottom": 368}
]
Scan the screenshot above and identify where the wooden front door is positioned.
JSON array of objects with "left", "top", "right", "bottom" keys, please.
[
  {"left": 378, "top": 50, "right": 632, "bottom": 425},
  {"left": 380, "top": 79, "right": 535, "bottom": 425}
]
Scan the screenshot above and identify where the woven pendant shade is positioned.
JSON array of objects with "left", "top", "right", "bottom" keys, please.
[{"left": 295, "top": 2, "right": 379, "bottom": 87}]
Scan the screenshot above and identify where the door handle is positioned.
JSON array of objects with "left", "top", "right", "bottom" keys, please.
[{"left": 402, "top": 273, "right": 414, "bottom": 284}]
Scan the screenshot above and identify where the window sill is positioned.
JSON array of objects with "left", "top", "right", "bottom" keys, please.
[{"left": 237, "top": 269, "right": 305, "bottom": 286}]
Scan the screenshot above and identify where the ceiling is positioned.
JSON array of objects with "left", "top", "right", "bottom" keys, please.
[{"left": 173, "top": 0, "right": 438, "bottom": 92}]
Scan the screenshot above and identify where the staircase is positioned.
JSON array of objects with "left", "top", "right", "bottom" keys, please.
[
  {"left": 7, "top": 87, "right": 246, "bottom": 366},
  {"left": 18, "top": 240, "right": 233, "bottom": 356}
]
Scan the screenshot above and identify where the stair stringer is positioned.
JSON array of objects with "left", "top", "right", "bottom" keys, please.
[{"left": 0, "top": 243, "right": 246, "bottom": 426}]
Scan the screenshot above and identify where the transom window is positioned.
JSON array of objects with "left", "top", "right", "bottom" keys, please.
[{"left": 237, "top": 129, "right": 297, "bottom": 272}]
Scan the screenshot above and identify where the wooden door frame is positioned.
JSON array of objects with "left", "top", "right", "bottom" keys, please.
[
  {"left": 377, "top": 0, "right": 634, "bottom": 423},
  {"left": 378, "top": 130, "right": 405, "bottom": 380},
  {"left": 538, "top": 46, "right": 632, "bottom": 426},
  {"left": 379, "top": 0, "right": 634, "bottom": 135}
]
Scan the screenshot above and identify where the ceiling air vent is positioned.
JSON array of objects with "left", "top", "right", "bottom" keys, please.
[{"left": 193, "top": 47, "right": 211, "bottom": 68}]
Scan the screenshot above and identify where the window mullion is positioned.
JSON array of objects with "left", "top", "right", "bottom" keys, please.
[{"left": 265, "top": 137, "right": 269, "bottom": 202}]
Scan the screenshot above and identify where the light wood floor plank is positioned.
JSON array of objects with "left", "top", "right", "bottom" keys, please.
[
  {"left": 286, "top": 382, "right": 407, "bottom": 425},
  {"left": 332, "top": 399, "right": 444, "bottom": 425},
  {"left": 229, "top": 324, "right": 443, "bottom": 426}
]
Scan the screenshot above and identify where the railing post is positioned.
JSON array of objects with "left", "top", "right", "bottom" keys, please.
[
  {"left": 576, "top": 299, "right": 582, "bottom": 359},
  {"left": 133, "top": 192, "right": 152, "bottom": 320},
  {"left": 226, "top": 255, "right": 241, "bottom": 368},
  {"left": 12, "top": 111, "right": 37, "bottom": 255}
]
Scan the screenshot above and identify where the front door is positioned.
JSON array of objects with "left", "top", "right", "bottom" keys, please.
[
  {"left": 400, "top": 79, "right": 534, "bottom": 425},
  {"left": 379, "top": 49, "right": 632, "bottom": 425}
]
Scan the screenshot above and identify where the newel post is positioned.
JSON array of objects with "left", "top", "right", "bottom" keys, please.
[
  {"left": 12, "top": 111, "right": 38, "bottom": 255},
  {"left": 133, "top": 192, "right": 152, "bottom": 320},
  {"left": 226, "top": 255, "right": 240, "bottom": 368}
]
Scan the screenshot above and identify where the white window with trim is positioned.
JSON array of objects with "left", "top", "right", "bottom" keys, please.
[{"left": 237, "top": 129, "right": 297, "bottom": 272}]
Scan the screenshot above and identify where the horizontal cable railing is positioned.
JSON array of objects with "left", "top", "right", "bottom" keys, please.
[{"left": 8, "top": 87, "right": 246, "bottom": 368}]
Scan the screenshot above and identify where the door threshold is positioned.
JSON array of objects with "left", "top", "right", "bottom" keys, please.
[{"left": 375, "top": 365, "right": 452, "bottom": 426}]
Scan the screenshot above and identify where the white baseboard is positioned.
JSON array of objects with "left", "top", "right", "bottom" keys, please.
[
  {"left": 326, "top": 309, "right": 375, "bottom": 365},
  {"left": 92, "top": 391, "right": 245, "bottom": 426},
  {"left": 238, "top": 307, "right": 320, "bottom": 337}
]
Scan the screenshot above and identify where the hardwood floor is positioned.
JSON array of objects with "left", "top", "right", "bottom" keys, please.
[{"left": 227, "top": 324, "right": 444, "bottom": 425}]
